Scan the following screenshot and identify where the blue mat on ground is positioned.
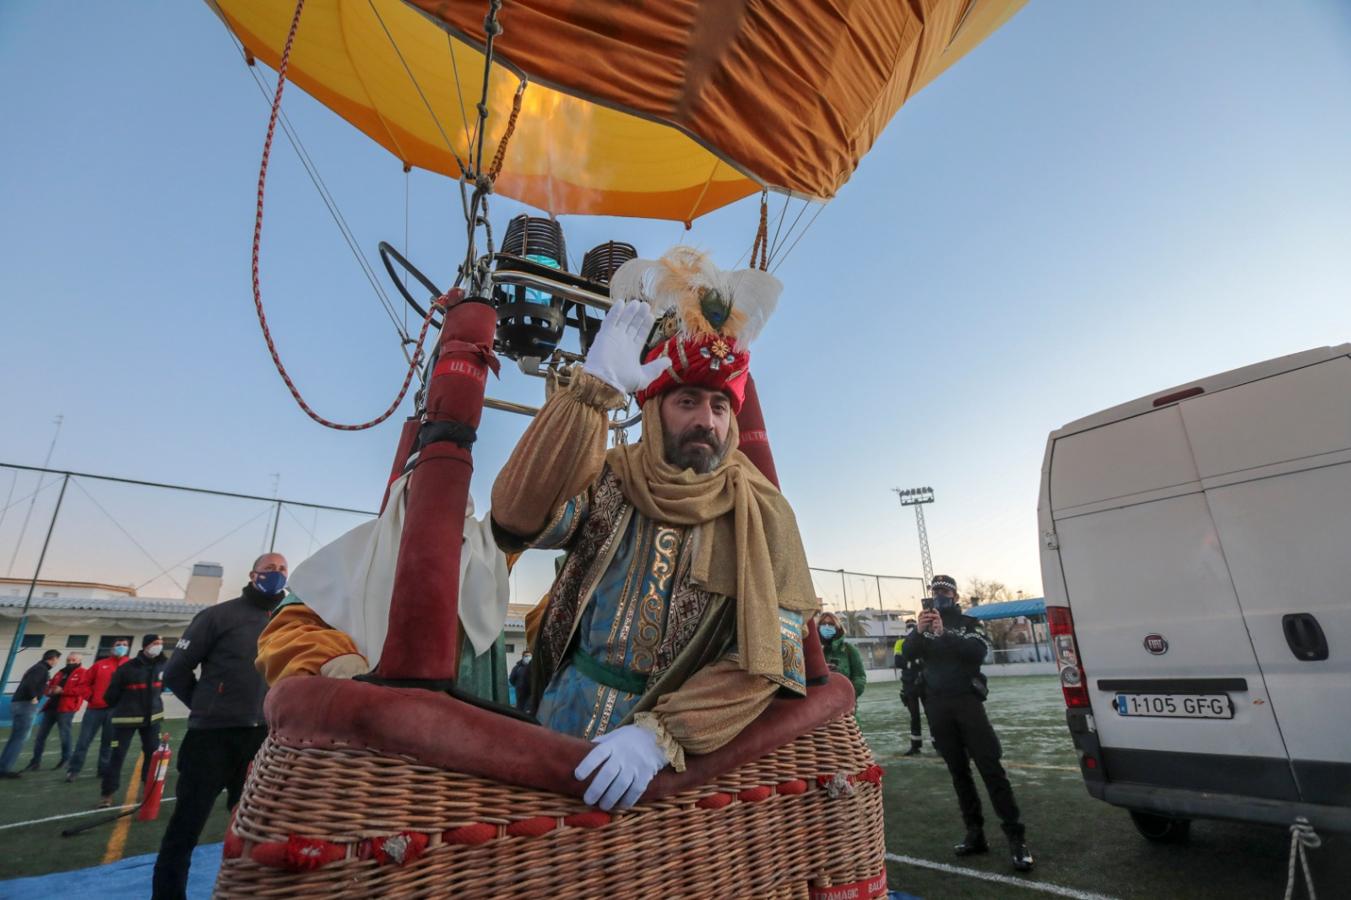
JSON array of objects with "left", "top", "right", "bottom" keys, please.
[{"left": 0, "top": 842, "right": 223, "bottom": 899}]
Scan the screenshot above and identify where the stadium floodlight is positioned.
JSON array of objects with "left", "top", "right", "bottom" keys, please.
[{"left": 892, "top": 486, "right": 936, "bottom": 584}]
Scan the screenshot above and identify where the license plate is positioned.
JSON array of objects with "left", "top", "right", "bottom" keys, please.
[{"left": 1114, "top": 693, "right": 1233, "bottom": 719}]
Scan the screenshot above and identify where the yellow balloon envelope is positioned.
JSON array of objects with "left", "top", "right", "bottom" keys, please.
[{"left": 210, "top": 0, "right": 1025, "bottom": 221}]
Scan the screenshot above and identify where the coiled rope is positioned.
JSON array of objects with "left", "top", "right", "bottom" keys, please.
[
  {"left": 251, "top": 0, "right": 446, "bottom": 430},
  {"left": 1284, "top": 816, "right": 1320, "bottom": 900}
]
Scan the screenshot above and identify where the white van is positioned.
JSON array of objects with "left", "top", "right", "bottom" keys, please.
[{"left": 1038, "top": 345, "right": 1351, "bottom": 841}]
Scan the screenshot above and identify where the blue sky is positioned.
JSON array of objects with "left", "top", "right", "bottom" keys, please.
[{"left": 2, "top": 2, "right": 1349, "bottom": 610}]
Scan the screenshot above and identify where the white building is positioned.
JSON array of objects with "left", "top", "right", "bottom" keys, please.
[{"left": 0, "top": 569, "right": 223, "bottom": 709}]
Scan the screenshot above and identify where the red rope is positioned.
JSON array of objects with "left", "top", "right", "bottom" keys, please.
[{"left": 251, "top": 0, "right": 441, "bottom": 431}]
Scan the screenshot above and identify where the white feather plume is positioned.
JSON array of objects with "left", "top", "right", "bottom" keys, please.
[{"left": 607, "top": 248, "right": 781, "bottom": 349}]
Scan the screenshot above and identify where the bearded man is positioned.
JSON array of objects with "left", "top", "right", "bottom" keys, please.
[{"left": 492, "top": 248, "right": 817, "bottom": 812}]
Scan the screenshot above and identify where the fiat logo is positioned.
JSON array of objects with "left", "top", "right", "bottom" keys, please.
[{"left": 1143, "top": 634, "right": 1169, "bottom": 655}]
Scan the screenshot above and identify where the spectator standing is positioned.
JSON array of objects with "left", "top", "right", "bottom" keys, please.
[
  {"left": 897, "top": 618, "right": 924, "bottom": 756},
  {"left": 99, "top": 635, "right": 166, "bottom": 807},
  {"left": 26, "top": 652, "right": 89, "bottom": 770},
  {"left": 818, "top": 612, "right": 867, "bottom": 699},
  {"left": 0, "top": 649, "right": 60, "bottom": 778},
  {"left": 904, "top": 575, "right": 1033, "bottom": 871},
  {"left": 151, "top": 553, "right": 287, "bottom": 900},
  {"left": 509, "top": 652, "right": 533, "bottom": 712},
  {"left": 65, "top": 639, "right": 131, "bottom": 783}
]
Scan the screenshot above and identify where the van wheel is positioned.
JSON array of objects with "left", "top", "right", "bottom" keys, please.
[{"left": 1129, "top": 810, "right": 1191, "bottom": 843}]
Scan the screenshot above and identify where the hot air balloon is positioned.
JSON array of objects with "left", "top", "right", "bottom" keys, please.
[{"left": 206, "top": 2, "right": 1024, "bottom": 895}]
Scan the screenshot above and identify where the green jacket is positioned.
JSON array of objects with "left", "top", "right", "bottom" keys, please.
[{"left": 822, "top": 637, "right": 867, "bottom": 698}]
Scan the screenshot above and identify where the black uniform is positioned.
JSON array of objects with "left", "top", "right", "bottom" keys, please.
[
  {"left": 509, "top": 657, "right": 533, "bottom": 712},
  {"left": 902, "top": 606, "right": 1024, "bottom": 841},
  {"left": 101, "top": 650, "right": 166, "bottom": 799},
  {"left": 152, "top": 583, "right": 277, "bottom": 900},
  {"left": 897, "top": 628, "right": 924, "bottom": 747}
]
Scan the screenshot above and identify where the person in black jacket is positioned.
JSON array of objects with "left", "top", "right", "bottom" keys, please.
[
  {"left": 99, "top": 635, "right": 167, "bottom": 807},
  {"left": 0, "top": 649, "right": 60, "bottom": 778},
  {"left": 904, "top": 575, "right": 1033, "bottom": 872},
  {"left": 151, "top": 553, "right": 286, "bottom": 900},
  {"left": 509, "top": 652, "right": 533, "bottom": 712},
  {"left": 897, "top": 619, "right": 924, "bottom": 756}
]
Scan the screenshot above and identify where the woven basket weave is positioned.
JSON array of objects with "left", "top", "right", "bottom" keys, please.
[{"left": 215, "top": 714, "right": 885, "bottom": 898}]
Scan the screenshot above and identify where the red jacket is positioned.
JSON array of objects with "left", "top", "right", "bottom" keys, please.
[
  {"left": 55, "top": 665, "right": 93, "bottom": 714},
  {"left": 87, "top": 655, "right": 131, "bottom": 710}
]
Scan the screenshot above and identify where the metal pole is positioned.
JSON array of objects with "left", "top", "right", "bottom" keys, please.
[
  {"left": 0, "top": 473, "right": 69, "bottom": 698},
  {"left": 268, "top": 500, "right": 283, "bottom": 553},
  {"left": 876, "top": 575, "right": 888, "bottom": 639},
  {"left": 5, "top": 416, "right": 63, "bottom": 576},
  {"left": 839, "top": 569, "right": 850, "bottom": 616},
  {"left": 0, "top": 462, "right": 375, "bottom": 516},
  {"left": 914, "top": 504, "right": 934, "bottom": 587}
]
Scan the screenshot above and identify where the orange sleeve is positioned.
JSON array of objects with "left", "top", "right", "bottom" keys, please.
[
  {"left": 523, "top": 591, "right": 551, "bottom": 650},
  {"left": 256, "top": 604, "right": 363, "bottom": 686}
]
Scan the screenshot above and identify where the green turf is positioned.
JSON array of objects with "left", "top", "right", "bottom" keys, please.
[
  {"left": 861, "top": 675, "right": 1348, "bottom": 899},
  {"left": 1, "top": 679, "right": 1346, "bottom": 897},
  {"left": 0, "top": 718, "right": 230, "bottom": 881}
]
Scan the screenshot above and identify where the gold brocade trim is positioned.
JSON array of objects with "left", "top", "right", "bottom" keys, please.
[{"left": 632, "top": 525, "right": 681, "bottom": 672}]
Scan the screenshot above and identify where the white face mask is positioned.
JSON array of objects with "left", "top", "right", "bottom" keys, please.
[
  {"left": 522, "top": 655, "right": 532, "bottom": 663},
  {"left": 146, "top": 644, "right": 163, "bottom": 657}
]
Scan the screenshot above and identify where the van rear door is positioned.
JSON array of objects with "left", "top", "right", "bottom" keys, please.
[
  {"left": 1048, "top": 404, "right": 1297, "bottom": 801},
  {"left": 1178, "top": 355, "right": 1351, "bottom": 806}
]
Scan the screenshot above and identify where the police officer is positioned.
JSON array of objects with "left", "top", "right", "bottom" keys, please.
[
  {"left": 897, "top": 618, "right": 924, "bottom": 756},
  {"left": 903, "top": 575, "right": 1033, "bottom": 871}
]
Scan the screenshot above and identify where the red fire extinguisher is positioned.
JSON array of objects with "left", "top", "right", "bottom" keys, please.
[{"left": 136, "top": 733, "right": 173, "bottom": 821}]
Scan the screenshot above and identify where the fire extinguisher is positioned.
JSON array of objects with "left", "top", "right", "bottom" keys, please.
[
  {"left": 136, "top": 733, "right": 173, "bottom": 821},
  {"left": 63, "top": 733, "right": 174, "bottom": 837}
]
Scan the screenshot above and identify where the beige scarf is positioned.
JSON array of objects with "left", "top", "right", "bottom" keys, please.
[{"left": 605, "top": 399, "right": 816, "bottom": 681}]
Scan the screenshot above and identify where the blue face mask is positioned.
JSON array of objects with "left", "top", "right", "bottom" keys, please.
[
  {"left": 254, "top": 570, "right": 287, "bottom": 596},
  {"left": 819, "top": 624, "right": 838, "bottom": 641},
  {"left": 112, "top": 645, "right": 129, "bottom": 657},
  {"left": 933, "top": 594, "right": 956, "bottom": 611}
]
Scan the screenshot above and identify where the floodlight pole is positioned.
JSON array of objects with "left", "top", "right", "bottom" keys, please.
[{"left": 893, "top": 486, "right": 936, "bottom": 588}]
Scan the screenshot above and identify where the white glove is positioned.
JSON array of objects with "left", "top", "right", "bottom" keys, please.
[
  {"left": 581, "top": 299, "right": 672, "bottom": 395},
  {"left": 574, "top": 723, "right": 669, "bottom": 810},
  {"left": 319, "top": 653, "right": 370, "bottom": 679}
]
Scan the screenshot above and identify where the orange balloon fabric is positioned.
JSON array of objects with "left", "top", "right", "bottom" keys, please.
[{"left": 211, "top": 0, "right": 1024, "bottom": 220}]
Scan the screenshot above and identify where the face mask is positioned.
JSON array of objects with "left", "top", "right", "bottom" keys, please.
[
  {"left": 522, "top": 655, "right": 532, "bottom": 663},
  {"left": 145, "top": 644, "right": 163, "bottom": 657},
  {"left": 112, "top": 645, "right": 129, "bottom": 657},
  {"left": 934, "top": 594, "right": 956, "bottom": 611},
  {"left": 819, "top": 624, "right": 838, "bottom": 640},
  {"left": 254, "top": 570, "right": 287, "bottom": 596}
]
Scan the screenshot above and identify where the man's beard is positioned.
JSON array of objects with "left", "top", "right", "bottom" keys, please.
[{"left": 663, "top": 425, "right": 728, "bottom": 474}]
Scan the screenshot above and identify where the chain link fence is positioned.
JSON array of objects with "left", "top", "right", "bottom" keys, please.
[
  {"left": 808, "top": 567, "right": 925, "bottom": 669},
  {"left": 2, "top": 462, "right": 952, "bottom": 691},
  {"left": 0, "top": 463, "right": 376, "bottom": 696}
]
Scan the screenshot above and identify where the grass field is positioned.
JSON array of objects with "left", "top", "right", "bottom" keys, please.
[
  {"left": 0, "top": 677, "right": 1345, "bottom": 897},
  {"left": 0, "top": 718, "right": 230, "bottom": 882}
]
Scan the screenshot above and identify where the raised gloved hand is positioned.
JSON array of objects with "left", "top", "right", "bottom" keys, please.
[
  {"left": 574, "top": 723, "right": 669, "bottom": 810},
  {"left": 581, "top": 299, "right": 672, "bottom": 396},
  {"left": 319, "top": 653, "right": 370, "bottom": 679}
]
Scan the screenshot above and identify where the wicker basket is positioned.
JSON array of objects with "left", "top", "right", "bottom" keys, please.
[{"left": 216, "top": 713, "right": 885, "bottom": 898}]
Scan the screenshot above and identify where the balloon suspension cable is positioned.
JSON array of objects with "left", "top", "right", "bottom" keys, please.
[
  {"left": 251, "top": 0, "right": 450, "bottom": 430},
  {"left": 455, "top": 1, "right": 522, "bottom": 296}
]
